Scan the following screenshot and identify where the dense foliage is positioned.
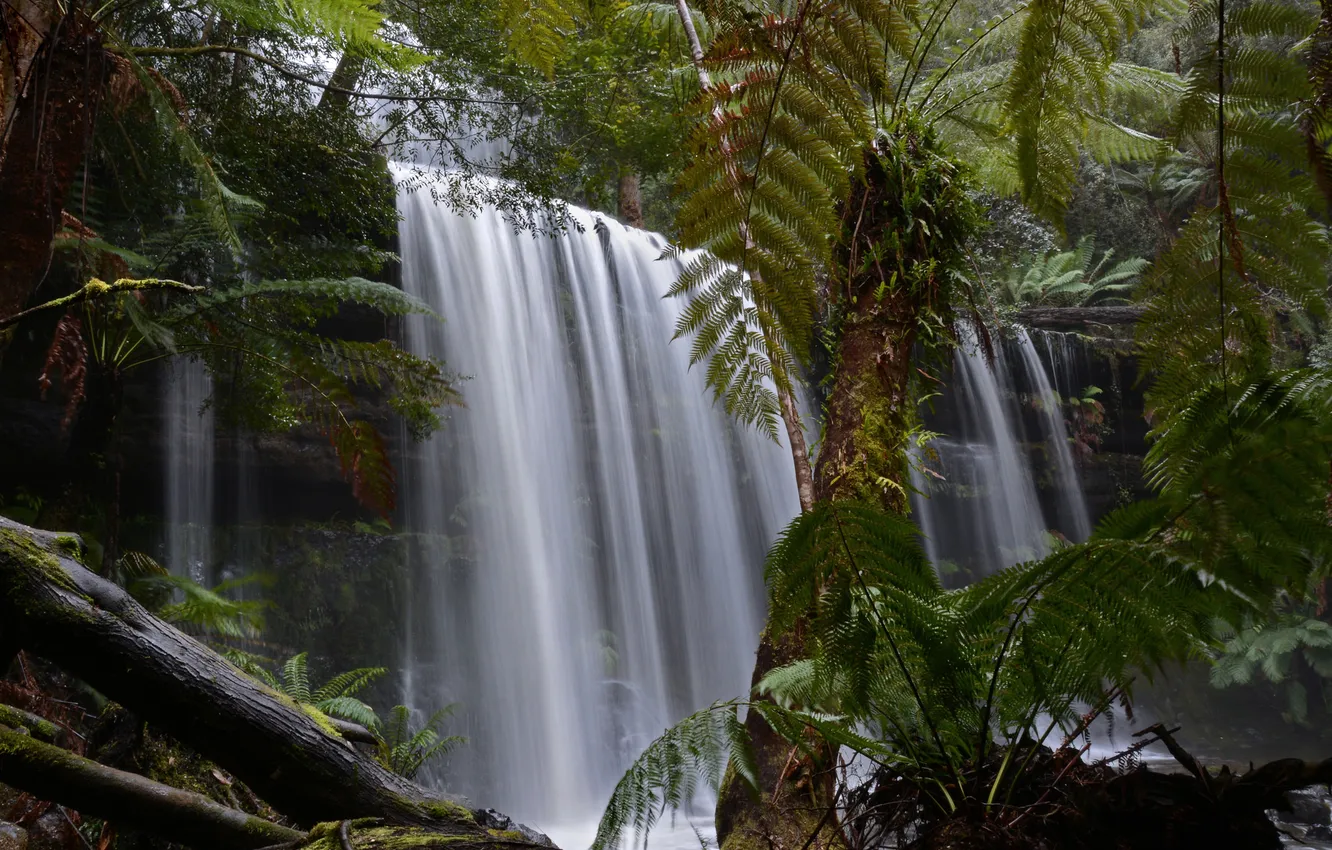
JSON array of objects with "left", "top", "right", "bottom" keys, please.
[{"left": 5, "top": 0, "right": 1332, "bottom": 842}]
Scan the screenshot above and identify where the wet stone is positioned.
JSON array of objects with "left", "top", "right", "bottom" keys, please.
[
  {"left": 1289, "top": 789, "right": 1332, "bottom": 826},
  {"left": 0, "top": 822, "right": 27, "bottom": 850}
]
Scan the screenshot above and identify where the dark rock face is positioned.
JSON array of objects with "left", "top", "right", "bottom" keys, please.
[{"left": 0, "top": 296, "right": 410, "bottom": 527}]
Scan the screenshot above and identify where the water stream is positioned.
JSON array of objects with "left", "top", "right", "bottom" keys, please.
[
  {"left": 910, "top": 326, "right": 1092, "bottom": 581},
  {"left": 163, "top": 357, "right": 215, "bottom": 583},
  {"left": 395, "top": 174, "right": 799, "bottom": 834}
]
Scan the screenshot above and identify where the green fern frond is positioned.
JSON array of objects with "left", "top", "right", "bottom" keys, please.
[
  {"left": 498, "top": 0, "right": 586, "bottom": 76},
  {"left": 283, "top": 652, "right": 312, "bottom": 704},
  {"left": 313, "top": 665, "right": 388, "bottom": 702},
  {"left": 592, "top": 701, "right": 756, "bottom": 850},
  {"left": 206, "top": 0, "right": 387, "bottom": 48},
  {"left": 109, "top": 39, "right": 257, "bottom": 255},
  {"left": 154, "top": 574, "right": 270, "bottom": 639},
  {"left": 377, "top": 704, "right": 464, "bottom": 779},
  {"left": 316, "top": 696, "right": 382, "bottom": 730},
  {"left": 181, "top": 277, "right": 436, "bottom": 320}
]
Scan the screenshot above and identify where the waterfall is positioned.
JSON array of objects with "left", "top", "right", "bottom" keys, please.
[
  {"left": 395, "top": 175, "right": 799, "bottom": 834},
  {"left": 164, "top": 357, "right": 215, "bottom": 582},
  {"left": 1014, "top": 328, "right": 1091, "bottom": 543},
  {"left": 911, "top": 326, "right": 1091, "bottom": 582}
]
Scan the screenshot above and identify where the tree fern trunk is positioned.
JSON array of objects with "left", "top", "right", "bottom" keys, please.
[
  {"left": 0, "top": 7, "right": 105, "bottom": 320},
  {"left": 717, "top": 135, "right": 970, "bottom": 850}
]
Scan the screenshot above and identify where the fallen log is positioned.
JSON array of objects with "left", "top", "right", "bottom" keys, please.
[
  {"left": 1017, "top": 305, "right": 1145, "bottom": 330},
  {"left": 0, "top": 723, "right": 305, "bottom": 849},
  {"left": 0, "top": 703, "right": 61, "bottom": 743},
  {"left": 327, "top": 718, "right": 379, "bottom": 746},
  {"left": 0, "top": 517, "right": 546, "bottom": 844}
]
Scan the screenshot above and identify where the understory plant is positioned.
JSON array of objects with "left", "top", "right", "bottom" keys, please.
[
  {"left": 1212, "top": 598, "right": 1332, "bottom": 729},
  {"left": 252, "top": 652, "right": 387, "bottom": 731},
  {"left": 997, "top": 237, "right": 1149, "bottom": 307},
  {"left": 378, "top": 704, "right": 465, "bottom": 781}
]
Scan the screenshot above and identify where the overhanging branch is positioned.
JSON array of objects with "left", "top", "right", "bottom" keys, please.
[
  {"left": 0, "top": 278, "right": 200, "bottom": 330},
  {"left": 118, "top": 46, "right": 526, "bottom": 106}
]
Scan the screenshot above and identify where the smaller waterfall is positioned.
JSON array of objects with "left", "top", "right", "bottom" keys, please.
[
  {"left": 911, "top": 327, "right": 1091, "bottom": 581},
  {"left": 1015, "top": 328, "right": 1091, "bottom": 542},
  {"left": 164, "top": 358, "right": 215, "bottom": 582}
]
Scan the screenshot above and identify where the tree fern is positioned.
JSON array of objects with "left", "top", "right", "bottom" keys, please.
[
  {"left": 1138, "top": 0, "right": 1330, "bottom": 417},
  {"left": 670, "top": 0, "right": 1167, "bottom": 436},
  {"left": 1212, "top": 613, "right": 1332, "bottom": 726},
  {"left": 596, "top": 362, "right": 1332, "bottom": 838},
  {"left": 998, "top": 236, "right": 1149, "bottom": 306}
]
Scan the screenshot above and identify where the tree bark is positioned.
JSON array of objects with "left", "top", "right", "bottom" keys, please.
[
  {"left": 0, "top": 0, "right": 57, "bottom": 141},
  {"left": 716, "top": 135, "right": 962, "bottom": 850},
  {"left": 0, "top": 8, "right": 107, "bottom": 317},
  {"left": 317, "top": 50, "right": 365, "bottom": 112},
  {"left": 617, "top": 170, "right": 645, "bottom": 229},
  {"left": 0, "top": 517, "right": 545, "bottom": 843},
  {"left": 0, "top": 724, "right": 306, "bottom": 849}
]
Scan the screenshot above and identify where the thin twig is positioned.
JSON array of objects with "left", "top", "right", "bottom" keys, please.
[{"left": 118, "top": 45, "right": 524, "bottom": 106}]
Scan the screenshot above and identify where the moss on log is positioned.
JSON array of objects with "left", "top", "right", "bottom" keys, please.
[
  {"left": 0, "top": 705, "right": 60, "bottom": 744},
  {"left": 0, "top": 723, "right": 304, "bottom": 849}
]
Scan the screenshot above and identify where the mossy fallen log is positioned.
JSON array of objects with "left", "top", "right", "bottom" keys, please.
[
  {"left": 0, "top": 704, "right": 61, "bottom": 744},
  {"left": 0, "top": 723, "right": 304, "bottom": 849},
  {"left": 0, "top": 517, "right": 548, "bottom": 847}
]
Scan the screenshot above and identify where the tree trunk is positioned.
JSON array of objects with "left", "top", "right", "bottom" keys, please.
[
  {"left": 0, "top": 724, "right": 306, "bottom": 849},
  {"left": 717, "top": 136, "right": 961, "bottom": 850},
  {"left": 0, "top": 517, "right": 544, "bottom": 843},
  {"left": 0, "top": 8, "right": 106, "bottom": 317},
  {"left": 617, "top": 170, "right": 645, "bottom": 229},
  {"left": 317, "top": 50, "right": 365, "bottom": 112},
  {"left": 812, "top": 295, "right": 915, "bottom": 509},
  {"left": 0, "top": 0, "right": 57, "bottom": 140}
]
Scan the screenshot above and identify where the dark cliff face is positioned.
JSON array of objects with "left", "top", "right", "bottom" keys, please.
[{"left": 0, "top": 300, "right": 412, "bottom": 527}]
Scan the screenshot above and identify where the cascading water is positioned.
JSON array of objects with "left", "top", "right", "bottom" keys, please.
[
  {"left": 911, "top": 326, "right": 1092, "bottom": 581},
  {"left": 164, "top": 357, "right": 215, "bottom": 582},
  {"left": 1015, "top": 328, "right": 1091, "bottom": 543},
  {"left": 395, "top": 172, "right": 799, "bottom": 837}
]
